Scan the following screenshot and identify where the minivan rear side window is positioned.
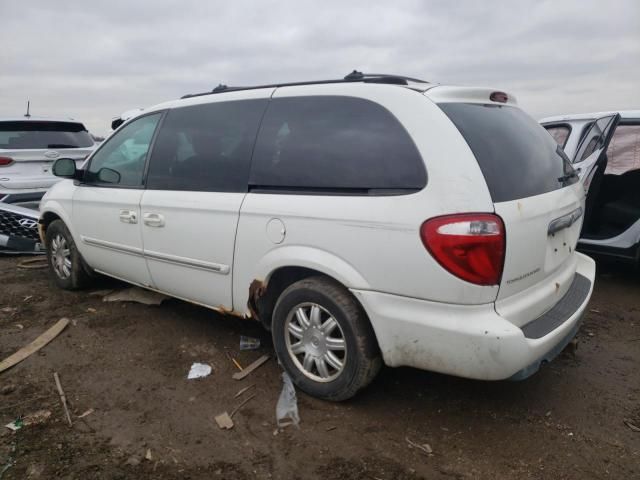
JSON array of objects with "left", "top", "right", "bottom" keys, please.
[
  {"left": 249, "top": 96, "right": 426, "bottom": 193},
  {"left": 544, "top": 124, "right": 571, "bottom": 148},
  {"left": 146, "top": 99, "right": 268, "bottom": 192},
  {"left": 439, "top": 103, "right": 576, "bottom": 203}
]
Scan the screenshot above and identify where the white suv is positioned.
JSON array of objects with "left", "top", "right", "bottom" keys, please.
[
  {"left": 39, "top": 73, "right": 595, "bottom": 400},
  {"left": 0, "top": 117, "right": 96, "bottom": 208}
]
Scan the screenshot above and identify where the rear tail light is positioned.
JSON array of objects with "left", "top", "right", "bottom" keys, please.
[
  {"left": 0, "top": 156, "right": 14, "bottom": 167},
  {"left": 420, "top": 213, "right": 505, "bottom": 286}
]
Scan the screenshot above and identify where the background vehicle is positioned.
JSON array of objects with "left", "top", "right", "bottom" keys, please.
[
  {"left": 0, "top": 117, "right": 96, "bottom": 208},
  {"left": 39, "top": 73, "right": 595, "bottom": 400},
  {"left": 541, "top": 111, "right": 640, "bottom": 264}
]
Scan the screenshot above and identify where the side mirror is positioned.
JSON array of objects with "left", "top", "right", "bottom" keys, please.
[
  {"left": 52, "top": 158, "right": 77, "bottom": 178},
  {"left": 97, "top": 167, "right": 121, "bottom": 184}
]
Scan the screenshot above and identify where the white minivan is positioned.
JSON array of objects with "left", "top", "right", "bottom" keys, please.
[{"left": 39, "top": 72, "right": 595, "bottom": 400}]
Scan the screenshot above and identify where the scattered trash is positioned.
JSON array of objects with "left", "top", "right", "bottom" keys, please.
[
  {"left": 87, "top": 307, "right": 97, "bottom": 313},
  {"left": 215, "top": 393, "right": 257, "bottom": 430},
  {"left": 406, "top": 437, "right": 433, "bottom": 455},
  {"left": 17, "top": 258, "right": 48, "bottom": 270},
  {"left": 5, "top": 410, "right": 51, "bottom": 431},
  {"left": 234, "top": 384, "right": 255, "bottom": 398},
  {"left": 590, "top": 308, "right": 601, "bottom": 314},
  {"left": 226, "top": 351, "right": 243, "bottom": 372},
  {"left": 4, "top": 419, "right": 22, "bottom": 432},
  {"left": 187, "top": 362, "right": 212, "bottom": 379},
  {"left": 623, "top": 419, "right": 640, "bottom": 432},
  {"left": 103, "top": 287, "right": 168, "bottom": 306},
  {"left": 0, "top": 318, "right": 69, "bottom": 373},
  {"left": 276, "top": 372, "right": 300, "bottom": 428},
  {"left": 215, "top": 412, "right": 234, "bottom": 430},
  {"left": 326, "top": 426, "right": 337, "bottom": 432},
  {"left": 53, "top": 372, "right": 73, "bottom": 427},
  {"left": 145, "top": 449, "right": 153, "bottom": 461},
  {"left": 14, "top": 324, "right": 23, "bottom": 330},
  {"left": 239, "top": 336, "right": 261, "bottom": 351},
  {"left": 23, "top": 295, "right": 32, "bottom": 302},
  {"left": 78, "top": 408, "right": 94, "bottom": 419},
  {"left": 0, "top": 307, "right": 16, "bottom": 314},
  {"left": 232, "top": 354, "right": 269, "bottom": 380}
]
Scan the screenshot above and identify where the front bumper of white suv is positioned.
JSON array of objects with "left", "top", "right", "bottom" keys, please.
[{"left": 352, "top": 252, "right": 595, "bottom": 380}]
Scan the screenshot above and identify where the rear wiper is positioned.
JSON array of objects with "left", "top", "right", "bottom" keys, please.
[
  {"left": 558, "top": 171, "right": 579, "bottom": 183},
  {"left": 47, "top": 143, "right": 78, "bottom": 148}
]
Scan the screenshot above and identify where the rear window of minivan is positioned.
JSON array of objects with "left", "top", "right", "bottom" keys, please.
[
  {"left": 249, "top": 96, "right": 426, "bottom": 193},
  {"left": 439, "top": 103, "right": 575, "bottom": 203}
]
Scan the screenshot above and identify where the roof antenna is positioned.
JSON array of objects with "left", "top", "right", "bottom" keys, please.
[{"left": 24, "top": 100, "right": 31, "bottom": 118}]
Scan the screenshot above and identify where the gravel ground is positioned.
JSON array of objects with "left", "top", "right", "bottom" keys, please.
[{"left": 0, "top": 255, "right": 638, "bottom": 479}]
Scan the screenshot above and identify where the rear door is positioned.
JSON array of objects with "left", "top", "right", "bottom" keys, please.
[
  {"left": 439, "top": 102, "right": 585, "bottom": 322},
  {"left": 0, "top": 121, "right": 95, "bottom": 191},
  {"left": 140, "top": 94, "right": 269, "bottom": 309},
  {"left": 571, "top": 114, "right": 621, "bottom": 190}
]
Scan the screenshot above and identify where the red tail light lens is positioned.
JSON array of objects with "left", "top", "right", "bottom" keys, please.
[
  {"left": 420, "top": 213, "right": 505, "bottom": 286},
  {"left": 490, "top": 91, "right": 508, "bottom": 103},
  {"left": 0, "top": 156, "right": 14, "bottom": 167}
]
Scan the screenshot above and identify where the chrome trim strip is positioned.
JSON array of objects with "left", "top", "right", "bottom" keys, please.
[
  {"left": 144, "top": 249, "right": 230, "bottom": 275},
  {"left": 81, "top": 236, "right": 144, "bottom": 256},
  {"left": 81, "top": 237, "right": 229, "bottom": 275}
]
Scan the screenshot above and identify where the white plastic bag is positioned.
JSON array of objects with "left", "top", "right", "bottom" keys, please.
[{"left": 276, "top": 372, "right": 300, "bottom": 428}]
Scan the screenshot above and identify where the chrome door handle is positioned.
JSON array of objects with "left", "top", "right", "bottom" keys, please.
[
  {"left": 119, "top": 209, "right": 137, "bottom": 224},
  {"left": 143, "top": 212, "right": 165, "bottom": 227}
]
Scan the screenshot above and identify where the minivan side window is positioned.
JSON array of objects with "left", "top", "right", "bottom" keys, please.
[
  {"left": 249, "top": 96, "right": 426, "bottom": 192},
  {"left": 146, "top": 99, "right": 268, "bottom": 192},
  {"left": 85, "top": 113, "right": 162, "bottom": 187}
]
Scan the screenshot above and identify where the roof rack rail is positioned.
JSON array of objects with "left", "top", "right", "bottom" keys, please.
[{"left": 180, "top": 70, "right": 429, "bottom": 99}]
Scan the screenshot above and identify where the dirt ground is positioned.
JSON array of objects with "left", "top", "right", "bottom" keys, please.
[{"left": 0, "top": 255, "right": 638, "bottom": 479}]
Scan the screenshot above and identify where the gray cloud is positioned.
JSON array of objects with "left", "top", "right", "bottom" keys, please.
[{"left": 1, "top": 0, "right": 638, "bottom": 135}]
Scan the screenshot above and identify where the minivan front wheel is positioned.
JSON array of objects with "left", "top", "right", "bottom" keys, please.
[
  {"left": 45, "top": 220, "right": 92, "bottom": 290},
  {"left": 272, "top": 276, "right": 381, "bottom": 401}
]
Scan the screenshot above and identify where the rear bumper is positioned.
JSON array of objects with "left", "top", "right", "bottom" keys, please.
[{"left": 351, "top": 252, "right": 595, "bottom": 380}]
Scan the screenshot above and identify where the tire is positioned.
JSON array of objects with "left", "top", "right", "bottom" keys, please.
[
  {"left": 45, "top": 220, "right": 93, "bottom": 290},
  {"left": 272, "top": 276, "right": 382, "bottom": 401}
]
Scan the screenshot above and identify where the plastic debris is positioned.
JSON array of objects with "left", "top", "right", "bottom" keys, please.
[
  {"left": 5, "top": 410, "right": 51, "bottom": 432},
  {"left": 406, "top": 436, "right": 433, "bottom": 455},
  {"left": 215, "top": 412, "right": 234, "bottom": 430},
  {"left": 103, "top": 287, "right": 168, "bottom": 306},
  {"left": 187, "top": 363, "right": 212, "bottom": 379},
  {"left": 239, "top": 336, "right": 261, "bottom": 350},
  {"left": 276, "top": 372, "right": 300, "bottom": 428}
]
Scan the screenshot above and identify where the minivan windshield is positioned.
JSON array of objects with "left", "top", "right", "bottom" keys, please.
[
  {"left": 0, "top": 121, "right": 94, "bottom": 149},
  {"left": 439, "top": 103, "right": 577, "bottom": 203}
]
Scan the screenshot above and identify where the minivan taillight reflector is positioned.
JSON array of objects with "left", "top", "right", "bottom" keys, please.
[
  {"left": 0, "top": 156, "right": 14, "bottom": 166},
  {"left": 420, "top": 213, "right": 505, "bottom": 286}
]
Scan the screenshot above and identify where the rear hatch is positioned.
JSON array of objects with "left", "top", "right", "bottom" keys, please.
[
  {"left": 435, "top": 94, "right": 584, "bottom": 325},
  {"left": 0, "top": 120, "right": 94, "bottom": 190}
]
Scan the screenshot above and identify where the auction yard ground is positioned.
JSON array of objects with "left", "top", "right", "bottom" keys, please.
[{"left": 0, "top": 256, "right": 638, "bottom": 479}]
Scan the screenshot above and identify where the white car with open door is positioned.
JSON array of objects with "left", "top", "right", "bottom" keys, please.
[
  {"left": 39, "top": 72, "right": 596, "bottom": 401},
  {"left": 541, "top": 111, "right": 640, "bottom": 265}
]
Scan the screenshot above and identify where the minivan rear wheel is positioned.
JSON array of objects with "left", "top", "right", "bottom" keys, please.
[
  {"left": 271, "top": 276, "right": 381, "bottom": 401},
  {"left": 45, "top": 220, "right": 92, "bottom": 290}
]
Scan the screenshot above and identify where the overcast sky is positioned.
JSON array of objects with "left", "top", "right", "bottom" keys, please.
[{"left": 2, "top": 0, "right": 639, "bottom": 135}]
